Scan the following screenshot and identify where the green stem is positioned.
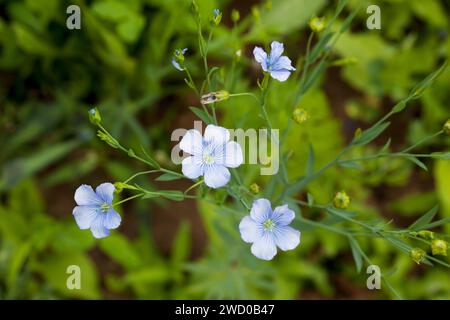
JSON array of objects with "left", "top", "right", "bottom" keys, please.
[{"left": 112, "top": 193, "right": 144, "bottom": 207}]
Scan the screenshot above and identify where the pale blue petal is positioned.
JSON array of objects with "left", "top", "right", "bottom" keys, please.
[
  {"left": 271, "top": 204, "right": 295, "bottom": 226},
  {"left": 270, "top": 69, "right": 291, "bottom": 82},
  {"left": 253, "top": 46, "right": 268, "bottom": 71},
  {"left": 180, "top": 129, "right": 204, "bottom": 155},
  {"left": 204, "top": 164, "right": 230, "bottom": 188},
  {"left": 172, "top": 59, "right": 183, "bottom": 71},
  {"left": 215, "top": 141, "right": 243, "bottom": 168},
  {"left": 273, "top": 226, "right": 300, "bottom": 251},
  {"left": 90, "top": 214, "right": 110, "bottom": 239},
  {"left": 251, "top": 233, "right": 277, "bottom": 260},
  {"left": 182, "top": 156, "right": 204, "bottom": 179},
  {"left": 273, "top": 56, "right": 296, "bottom": 71},
  {"left": 96, "top": 183, "right": 115, "bottom": 204},
  {"left": 104, "top": 208, "right": 121, "bottom": 230},
  {"left": 239, "top": 215, "right": 260, "bottom": 243},
  {"left": 73, "top": 205, "right": 99, "bottom": 229},
  {"left": 270, "top": 41, "right": 284, "bottom": 61},
  {"left": 204, "top": 124, "right": 230, "bottom": 147},
  {"left": 250, "top": 198, "right": 272, "bottom": 223},
  {"left": 181, "top": 48, "right": 188, "bottom": 54},
  {"left": 74, "top": 184, "right": 102, "bottom": 206}
]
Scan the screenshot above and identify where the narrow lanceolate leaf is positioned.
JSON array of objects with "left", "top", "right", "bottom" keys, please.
[
  {"left": 408, "top": 205, "right": 439, "bottom": 231},
  {"left": 430, "top": 152, "right": 450, "bottom": 160},
  {"left": 339, "top": 161, "right": 363, "bottom": 170},
  {"left": 348, "top": 236, "right": 363, "bottom": 273},
  {"left": 305, "top": 144, "right": 315, "bottom": 176},
  {"left": 189, "top": 106, "right": 212, "bottom": 124},
  {"left": 405, "top": 156, "right": 428, "bottom": 172},
  {"left": 380, "top": 138, "right": 391, "bottom": 153},
  {"left": 155, "top": 172, "right": 182, "bottom": 181},
  {"left": 140, "top": 145, "right": 160, "bottom": 169},
  {"left": 142, "top": 190, "right": 185, "bottom": 201},
  {"left": 410, "top": 61, "right": 448, "bottom": 99},
  {"left": 352, "top": 122, "right": 390, "bottom": 146}
]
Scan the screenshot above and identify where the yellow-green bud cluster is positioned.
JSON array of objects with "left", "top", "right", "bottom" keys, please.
[
  {"left": 410, "top": 247, "right": 426, "bottom": 265},
  {"left": 250, "top": 183, "right": 260, "bottom": 194},
  {"left": 443, "top": 119, "right": 450, "bottom": 135},
  {"left": 431, "top": 239, "right": 448, "bottom": 256},
  {"left": 292, "top": 108, "right": 309, "bottom": 124},
  {"left": 333, "top": 191, "right": 351, "bottom": 209},
  {"left": 309, "top": 17, "right": 325, "bottom": 33}
]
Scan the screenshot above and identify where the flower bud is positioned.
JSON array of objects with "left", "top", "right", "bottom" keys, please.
[
  {"left": 333, "top": 191, "right": 350, "bottom": 209},
  {"left": 114, "top": 182, "right": 137, "bottom": 194},
  {"left": 431, "top": 239, "right": 448, "bottom": 256},
  {"left": 88, "top": 107, "right": 101, "bottom": 125},
  {"left": 211, "top": 9, "right": 222, "bottom": 26},
  {"left": 172, "top": 48, "right": 188, "bottom": 71},
  {"left": 417, "top": 230, "right": 435, "bottom": 240},
  {"left": 97, "top": 130, "right": 119, "bottom": 149},
  {"left": 309, "top": 17, "right": 325, "bottom": 33},
  {"left": 410, "top": 248, "right": 426, "bottom": 265},
  {"left": 201, "top": 90, "right": 230, "bottom": 104},
  {"left": 250, "top": 183, "right": 260, "bottom": 194},
  {"left": 292, "top": 108, "right": 309, "bottom": 124},
  {"left": 231, "top": 9, "right": 240, "bottom": 23},
  {"left": 443, "top": 119, "right": 450, "bottom": 135}
]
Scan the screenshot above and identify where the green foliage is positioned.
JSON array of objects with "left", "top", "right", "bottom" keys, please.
[{"left": 0, "top": 0, "right": 449, "bottom": 300}]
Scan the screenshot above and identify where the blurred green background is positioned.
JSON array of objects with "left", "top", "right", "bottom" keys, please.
[{"left": 0, "top": 0, "right": 449, "bottom": 299}]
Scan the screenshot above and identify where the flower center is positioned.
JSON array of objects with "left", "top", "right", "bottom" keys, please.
[
  {"left": 101, "top": 202, "right": 110, "bottom": 213},
  {"left": 203, "top": 151, "right": 215, "bottom": 165},
  {"left": 263, "top": 219, "right": 276, "bottom": 232}
]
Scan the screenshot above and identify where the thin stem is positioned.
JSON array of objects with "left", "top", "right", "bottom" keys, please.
[
  {"left": 184, "top": 179, "right": 204, "bottom": 195},
  {"left": 112, "top": 193, "right": 144, "bottom": 207},
  {"left": 123, "top": 170, "right": 158, "bottom": 184}
]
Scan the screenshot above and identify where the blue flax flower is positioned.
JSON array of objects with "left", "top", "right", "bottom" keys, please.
[
  {"left": 239, "top": 198, "right": 301, "bottom": 260},
  {"left": 172, "top": 48, "right": 188, "bottom": 71},
  {"left": 253, "top": 41, "right": 296, "bottom": 82},
  {"left": 180, "top": 124, "right": 243, "bottom": 189},
  {"left": 72, "top": 183, "right": 121, "bottom": 238}
]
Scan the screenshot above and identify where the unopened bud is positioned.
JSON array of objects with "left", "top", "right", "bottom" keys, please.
[
  {"left": 417, "top": 230, "right": 435, "bottom": 240},
  {"left": 231, "top": 9, "right": 240, "bottom": 23},
  {"left": 443, "top": 119, "right": 450, "bottom": 135},
  {"left": 292, "top": 108, "right": 309, "bottom": 124},
  {"left": 250, "top": 183, "right": 260, "bottom": 194},
  {"left": 431, "top": 239, "right": 448, "bottom": 256},
  {"left": 309, "top": 17, "right": 325, "bottom": 33},
  {"left": 410, "top": 248, "right": 426, "bottom": 265},
  {"left": 211, "top": 9, "right": 222, "bottom": 26},
  {"left": 88, "top": 107, "right": 101, "bottom": 125},
  {"left": 201, "top": 90, "right": 230, "bottom": 104},
  {"left": 333, "top": 191, "right": 350, "bottom": 209},
  {"left": 97, "top": 130, "right": 119, "bottom": 149}
]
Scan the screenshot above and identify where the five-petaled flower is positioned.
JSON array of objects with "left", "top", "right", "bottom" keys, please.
[
  {"left": 172, "top": 48, "right": 188, "bottom": 71},
  {"left": 179, "top": 124, "right": 243, "bottom": 188},
  {"left": 72, "top": 183, "right": 121, "bottom": 238},
  {"left": 253, "top": 41, "right": 296, "bottom": 82},
  {"left": 239, "top": 198, "right": 301, "bottom": 260}
]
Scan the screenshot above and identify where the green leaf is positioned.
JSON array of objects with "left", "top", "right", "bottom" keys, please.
[
  {"left": 155, "top": 172, "right": 182, "bottom": 181},
  {"left": 410, "top": 61, "right": 448, "bottom": 99},
  {"left": 430, "top": 152, "right": 450, "bottom": 160},
  {"left": 189, "top": 106, "right": 212, "bottom": 124},
  {"left": 305, "top": 144, "right": 315, "bottom": 175},
  {"left": 409, "top": 205, "right": 439, "bottom": 231},
  {"left": 352, "top": 122, "right": 390, "bottom": 146},
  {"left": 99, "top": 234, "right": 141, "bottom": 270},
  {"left": 339, "top": 161, "right": 363, "bottom": 170},
  {"left": 171, "top": 222, "right": 191, "bottom": 277},
  {"left": 405, "top": 156, "right": 428, "bottom": 172},
  {"left": 142, "top": 190, "right": 185, "bottom": 201},
  {"left": 307, "top": 193, "right": 314, "bottom": 207},
  {"left": 348, "top": 236, "right": 363, "bottom": 273}
]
